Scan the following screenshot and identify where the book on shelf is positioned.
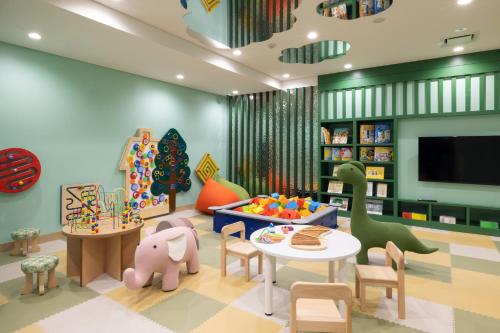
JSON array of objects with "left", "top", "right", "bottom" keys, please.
[
  {"left": 375, "top": 123, "right": 391, "bottom": 144},
  {"left": 327, "top": 180, "right": 343, "bottom": 194},
  {"left": 366, "top": 199, "right": 383, "bottom": 215},
  {"left": 360, "top": 124, "right": 375, "bottom": 144},
  {"left": 366, "top": 182, "right": 374, "bottom": 196},
  {"left": 330, "top": 196, "right": 349, "bottom": 211},
  {"left": 374, "top": 147, "right": 393, "bottom": 162},
  {"left": 439, "top": 215, "right": 457, "bottom": 224},
  {"left": 402, "top": 212, "right": 412, "bottom": 220},
  {"left": 366, "top": 166, "right": 385, "bottom": 179},
  {"left": 359, "top": 0, "right": 374, "bottom": 17},
  {"left": 340, "top": 147, "right": 353, "bottom": 161},
  {"left": 324, "top": 147, "right": 332, "bottom": 160},
  {"left": 321, "top": 127, "right": 331, "bottom": 144},
  {"left": 359, "top": 147, "right": 374, "bottom": 161},
  {"left": 412, "top": 213, "right": 427, "bottom": 221},
  {"left": 376, "top": 183, "right": 388, "bottom": 198},
  {"left": 332, "top": 165, "right": 340, "bottom": 177},
  {"left": 332, "top": 148, "right": 341, "bottom": 161},
  {"left": 333, "top": 127, "right": 350, "bottom": 144},
  {"left": 332, "top": 3, "right": 348, "bottom": 19},
  {"left": 480, "top": 220, "right": 499, "bottom": 229}
]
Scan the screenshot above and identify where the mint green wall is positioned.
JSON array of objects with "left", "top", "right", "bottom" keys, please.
[
  {"left": 0, "top": 42, "right": 227, "bottom": 244},
  {"left": 398, "top": 114, "right": 500, "bottom": 207},
  {"left": 184, "top": 0, "right": 229, "bottom": 46}
]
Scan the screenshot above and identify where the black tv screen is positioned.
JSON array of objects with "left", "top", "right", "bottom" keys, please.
[{"left": 418, "top": 136, "right": 500, "bottom": 186}]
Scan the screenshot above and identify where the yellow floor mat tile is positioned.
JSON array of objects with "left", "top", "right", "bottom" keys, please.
[
  {"left": 13, "top": 324, "right": 47, "bottom": 333},
  {"left": 412, "top": 229, "right": 496, "bottom": 249},
  {"left": 348, "top": 282, "right": 384, "bottom": 316},
  {"left": 0, "top": 292, "right": 8, "bottom": 306},
  {"left": 192, "top": 306, "right": 282, "bottom": 333},
  {"left": 184, "top": 265, "right": 257, "bottom": 304},
  {"left": 406, "top": 251, "right": 451, "bottom": 267},
  {"left": 405, "top": 268, "right": 500, "bottom": 320},
  {"left": 189, "top": 215, "right": 212, "bottom": 225}
]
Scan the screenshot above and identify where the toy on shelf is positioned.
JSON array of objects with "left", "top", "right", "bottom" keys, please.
[
  {"left": 119, "top": 128, "right": 169, "bottom": 219},
  {"left": 124, "top": 226, "right": 199, "bottom": 291},
  {"left": 0, "top": 148, "right": 41, "bottom": 193},
  {"left": 233, "top": 194, "right": 327, "bottom": 220},
  {"left": 151, "top": 128, "right": 192, "bottom": 213}
]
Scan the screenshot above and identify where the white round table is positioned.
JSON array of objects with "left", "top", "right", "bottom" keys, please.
[{"left": 250, "top": 225, "right": 361, "bottom": 316}]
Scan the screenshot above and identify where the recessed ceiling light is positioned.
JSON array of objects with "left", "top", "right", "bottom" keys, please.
[
  {"left": 457, "top": 0, "right": 472, "bottom": 5},
  {"left": 282, "top": 73, "right": 290, "bottom": 79},
  {"left": 176, "top": 74, "right": 184, "bottom": 80},
  {"left": 453, "top": 46, "right": 464, "bottom": 52},
  {"left": 344, "top": 63, "right": 353, "bottom": 69},
  {"left": 28, "top": 32, "right": 42, "bottom": 40},
  {"left": 232, "top": 90, "right": 239, "bottom": 95},
  {"left": 455, "top": 27, "right": 467, "bottom": 32},
  {"left": 232, "top": 49, "right": 242, "bottom": 56},
  {"left": 249, "top": 95, "right": 254, "bottom": 100},
  {"left": 307, "top": 31, "right": 318, "bottom": 40}
]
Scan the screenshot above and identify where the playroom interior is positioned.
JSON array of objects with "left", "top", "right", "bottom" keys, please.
[{"left": 1, "top": 0, "right": 500, "bottom": 332}]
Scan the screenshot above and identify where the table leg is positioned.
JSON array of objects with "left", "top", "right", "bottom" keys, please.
[
  {"left": 264, "top": 254, "right": 274, "bottom": 316},
  {"left": 328, "top": 261, "right": 335, "bottom": 283},
  {"left": 270, "top": 256, "right": 276, "bottom": 283},
  {"left": 337, "top": 259, "right": 348, "bottom": 315},
  {"left": 66, "top": 237, "right": 81, "bottom": 278},
  {"left": 81, "top": 238, "right": 105, "bottom": 286}
]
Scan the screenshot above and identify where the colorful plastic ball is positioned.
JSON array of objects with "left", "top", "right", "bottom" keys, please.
[
  {"left": 139, "top": 201, "right": 146, "bottom": 208},
  {"left": 131, "top": 172, "right": 137, "bottom": 180},
  {"left": 141, "top": 192, "right": 149, "bottom": 199},
  {"left": 131, "top": 183, "right": 139, "bottom": 191},
  {"left": 132, "top": 202, "right": 139, "bottom": 209},
  {"left": 133, "top": 192, "right": 140, "bottom": 199},
  {"left": 137, "top": 166, "right": 144, "bottom": 173},
  {"left": 153, "top": 199, "right": 158, "bottom": 206},
  {"left": 142, "top": 138, "right": 149, "bottom": 145},
  {"left": 133, "top": 143, "right": 139, "bottom": 151},
  {"left": 147, "top": 151, "right": 154, "bottom": 158},
  {"left": 134, "top": 160, "right": 141, "bottom": 168},
  {"left": 137, "top": 151, "right": 143, "bottom": 158}
]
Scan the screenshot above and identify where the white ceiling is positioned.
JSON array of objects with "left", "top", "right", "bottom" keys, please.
[{"left": 0, "top": 0, "right": 499, "bottom": 95}]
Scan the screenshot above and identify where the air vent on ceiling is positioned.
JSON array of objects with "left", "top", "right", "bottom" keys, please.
[{"left": 444, "top": 34, "right": 475, "bottom": 46}]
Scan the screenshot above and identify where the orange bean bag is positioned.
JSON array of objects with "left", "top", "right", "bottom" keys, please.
[{"left": 195, "top": 178, "right": 240, "bottom": 215}]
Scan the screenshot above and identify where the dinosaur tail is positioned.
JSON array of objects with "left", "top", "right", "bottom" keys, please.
[{"left": 412, "top": 239, "right": 438, "bottom": 254}]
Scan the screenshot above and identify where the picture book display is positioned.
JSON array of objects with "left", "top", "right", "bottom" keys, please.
[
  {"left": 324, "top": 147, "right": 332, "bottom": 160},
  {"left": 366, "top": 166, "right": 385, "bottom": 179},
  {"left": 332, "top": 148, "right": 352, "bottom": 161},
  {"left": 321, "top": 127, "right": 331, "bottom": 144},
  {"left": 374, "top": 147, "right": 393, "bottom": 162},
  {"left": 376, "top": 183, "right": 388, "bottom": 198},
  {"left": 375, "top": 123, "right": 391, "bottom": 144},
  {"left": 332, "top": 165, "right": 340, "bottom": 177},
  {"left": 366, "top": 182, "right": 373, "bottom": 196},
  {"left": 360, "top": 124, "right": 375, "bottom": 144},
  {"left": 360, "top": 147, "right": 374, "bottom": 161},
  {"left": 333, "top": 128, "right": 350, "bottom": 144},
  {"left": 439, "top": 215, "right": 457, "bottom": 224},
  {"left": 330, "top": 197, "right": 349, "bottom": 211},
  {"left": 366, "top": 199, "right": 383, "bottom": 215},
  {"left": 327, "top": 180, "right": 343, "bottom": 194}
]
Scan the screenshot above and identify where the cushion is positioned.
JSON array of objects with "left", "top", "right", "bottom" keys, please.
[
  {"left": 11, "top": 228, "right": 40, "bottom": 241},
  {"left": 21, "top": 255, "right": 59, "bottom": 274},
  {"left": 195, "top": 178, "right": 240, "bottom": 215},
  {"left": 214, "top": 175, "right": 250, "bottom": 200}
]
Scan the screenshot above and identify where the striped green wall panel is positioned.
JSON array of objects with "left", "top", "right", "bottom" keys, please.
[
  {"left": 320, "top": 72, "right": 500, "bottom": 120},
  {"left": 228, "top": 87, "right": 318, "bottom": 197}
]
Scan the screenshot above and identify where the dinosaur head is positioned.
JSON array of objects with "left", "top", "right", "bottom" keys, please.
[{"left": 337, "top": 161, "right": 367, "bottom": 186}]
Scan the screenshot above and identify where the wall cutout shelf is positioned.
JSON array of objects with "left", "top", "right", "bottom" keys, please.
[{"left": 317, "top": 0, "right": 393, "bottom": 20}]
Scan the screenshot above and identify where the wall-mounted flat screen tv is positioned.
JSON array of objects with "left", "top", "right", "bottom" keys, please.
[{"left": 418, "top": 136, "right": 500, "bottom": 186}]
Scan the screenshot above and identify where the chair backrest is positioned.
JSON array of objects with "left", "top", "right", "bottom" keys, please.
[
  {"left": 385, "top": 241, "right": 405, "bottom": 274},
  {"left": 221, "top": 221, "right": 245, "bottom": 241}
]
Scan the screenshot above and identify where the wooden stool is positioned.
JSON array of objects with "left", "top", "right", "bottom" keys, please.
[
  {"left": 355, "top": 241, "right": 406, "bottom": 319},
  {"left": 221, "top": 221, "right": 262, "bottom": 281},
  {"left": 20, "top": 255, "right": 59, "bottom": 296},
  {"left": 10, "top": 228, "right": 41, "bottom": 256}
]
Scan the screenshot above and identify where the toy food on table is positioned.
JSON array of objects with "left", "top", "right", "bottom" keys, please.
[
  {"left": 291, "top": 226, "right": 331, "bottom": 246},
  {"left": 254, "top": 228, "right": 286, "bottom": 244},
  {"left": 233, "top": 193, "right": 326, "bottom": 219}
]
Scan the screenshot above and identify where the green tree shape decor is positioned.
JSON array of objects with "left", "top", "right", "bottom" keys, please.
[{"left": 151, "top": 129, "right": 191, "bottom": 200}]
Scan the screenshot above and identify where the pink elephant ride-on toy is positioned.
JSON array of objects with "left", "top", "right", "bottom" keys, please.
[{"left": 123, "top": 226, "right": 199, "bottom": 291}]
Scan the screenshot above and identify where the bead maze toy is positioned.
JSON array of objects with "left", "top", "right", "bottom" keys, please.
[
  {"left": 119, "top": 129, "right": 170, "bottom": 219},
  {"left": 0, "top": 148, "right": 41, "bottom": 193}
]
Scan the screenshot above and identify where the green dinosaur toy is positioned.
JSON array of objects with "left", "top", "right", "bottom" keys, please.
[{"left": 337, "top": 161, "right": 438, "bottom": 264}]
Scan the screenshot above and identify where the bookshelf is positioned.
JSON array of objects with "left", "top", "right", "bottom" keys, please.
[
  {"left": 318, "top": 118, "right": 500, "bottom": 236},
  {"left": 317, "top": 0, "right": 393, "bottom": 20}
]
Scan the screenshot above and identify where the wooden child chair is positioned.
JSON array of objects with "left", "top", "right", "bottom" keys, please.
[
  {"left": 290, "top": 282, "right": 352, "bottom": 333},
  {"left": 355, "top": 241, "right": 405, "bottom": 319},
  {"left": 220, "top": 221, "right": 262, "bottom": 281}
]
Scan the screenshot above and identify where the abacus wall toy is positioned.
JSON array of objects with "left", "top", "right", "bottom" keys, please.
[{"left": 0, "top": 148, "right": 41, "bottom": 194}]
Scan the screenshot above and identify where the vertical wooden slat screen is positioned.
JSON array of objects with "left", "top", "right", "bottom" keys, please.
[
  {"left": 228, "top": 87, "right": 319, "bottom": 197},
  {"left": 319, "top": 72, "right": 500, "bottom": 120}
]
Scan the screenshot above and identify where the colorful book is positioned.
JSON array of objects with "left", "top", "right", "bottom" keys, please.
[
  {"left": 412, "top": 213, "right": 427, "bottom": 221},
  {"left": 480, "top": 220, "right": 499, "bottom": 229},
  {"left": 333, "top": 3, "right": 348, "bottom": 19},
  {"left": 359, "top": 0, "right": 374, "bottom": 17},
  {"left": 375, "top": 123, "right": 391, "bottom": 144},
  {"left": 359, "top": 147, "right": 374, "bottom": 161},
  {"left": 366, "top": 199, "right": 383, "bottom": 215},
  {"left": 327, "top": 181, "right": 343, "bottom": 194},
  {"left": 340, "top": 147, "right": 353, "bottom": 161},
  {"left": 321, "top": 127, "right": 331, "bottom": 144},
  {"left": 366, "top": 182, "right": 374, "bottom": 196},
  {"left": 324, "top": 147, "right": 332, "bottom": 160},
  {"left": 366, "top": 166, "right": 385, "bottom": 179},
  {"left": 402, "top": 212, "right": 412, "bottom": 219},
  {"left": 374, "top": 147, "right": 393, "bottom": 162},
  {"left": 332, "top": 148, "right": 342, "bottom": 161},
  {"left": 333, "top": 128, "right": 350, "bottom": 144},
  {"left": 376, "top": 183, "right": 388, "bottom": 198},
  {"left": 332, "top": 165, "right": 340, "bottom": 177},
  {"left": 360, "top": 124, "right": 375, "bottom": 144},
  {"left": 330, "top": 197, "right": 349, "bottom": 211},
  {"left": 439, "top": 215, "right": 457, "bottom": 224}
]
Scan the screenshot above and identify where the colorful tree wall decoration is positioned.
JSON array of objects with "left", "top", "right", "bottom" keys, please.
[{"left": 151, "top": 129, "right": 191, "bottom": 212}]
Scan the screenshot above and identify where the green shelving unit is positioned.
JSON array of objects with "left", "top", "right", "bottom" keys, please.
[{"left": 318, "top": 118, "right": 500, "bottom": 236}]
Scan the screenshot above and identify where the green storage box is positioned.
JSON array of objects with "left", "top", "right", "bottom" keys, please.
[{"left": 480, "top": 220, "right": 499, "bottom": 229}]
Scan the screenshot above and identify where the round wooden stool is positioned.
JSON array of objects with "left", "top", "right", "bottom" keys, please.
[
  {"left": 10, "top": 228, "right": 41, "bottom": 256},
  {"left": 20, "top": 255, "right": 59, "bottom": 296}
]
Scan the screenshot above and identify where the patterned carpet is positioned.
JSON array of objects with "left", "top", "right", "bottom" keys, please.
[{"left": 1, "top": 210, "right": 500, "bottom": 333}]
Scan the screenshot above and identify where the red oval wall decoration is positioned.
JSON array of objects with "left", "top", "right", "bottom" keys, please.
[{"left": 0, "top": 148, "right": 42, "bottom": 194}]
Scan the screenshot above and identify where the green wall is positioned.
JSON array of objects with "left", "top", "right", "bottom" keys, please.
[
  {"left": 0, "top": 42, "right": 227, "bottom": 244},
  {"left": 398, "top": 114, "right": 500, "bottom": 207}
]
